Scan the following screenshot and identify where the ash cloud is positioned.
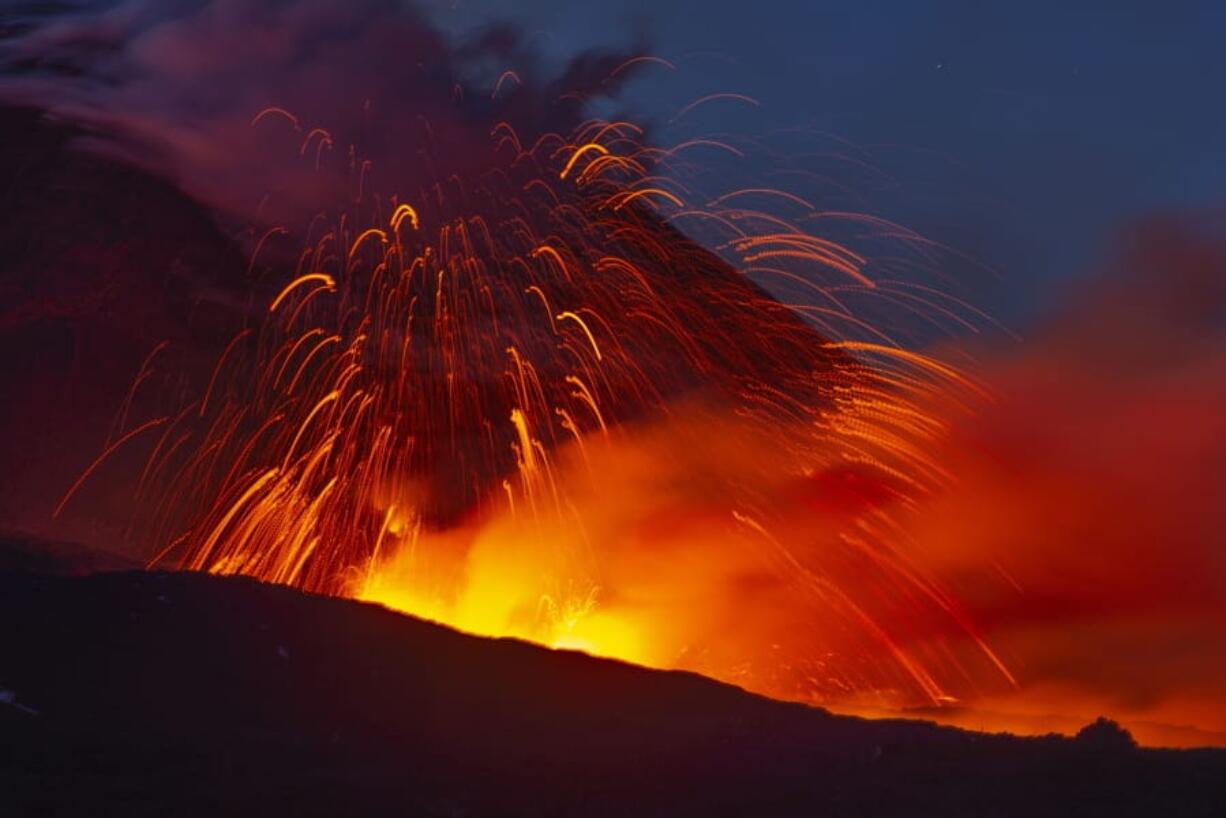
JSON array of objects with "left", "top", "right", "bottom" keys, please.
[{"left": 0, "top": 0, "right": 645, "bottom": 228}]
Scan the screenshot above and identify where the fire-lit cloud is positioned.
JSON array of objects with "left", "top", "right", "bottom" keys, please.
[{"left": 897, "top": 220, "right": 1226, "bottom": 745}]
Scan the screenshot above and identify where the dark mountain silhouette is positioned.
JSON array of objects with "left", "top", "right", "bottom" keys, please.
[
  {"left": 0, "top": 531, "right": 139, "bottom": 576},
  {"left": 0, "top": 103, "right": 250, "bottom": 547},
  {"left": 1, "top": 555, "right": 1223, "bottom": 817}
]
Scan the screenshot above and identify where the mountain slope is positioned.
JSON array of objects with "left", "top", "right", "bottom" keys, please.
[{"left": 2, "top": 569, "right": 1224, "bottom": 816}]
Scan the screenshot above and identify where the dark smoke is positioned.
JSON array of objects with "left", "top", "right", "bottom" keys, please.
[{"left": 0, "top": 0, "right": 647, "bottom": 228}]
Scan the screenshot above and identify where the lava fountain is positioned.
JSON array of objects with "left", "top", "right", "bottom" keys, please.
[
  {"left": 103, "top": 103, "right": 1012, "bottom": 713},
  {"left": 7, "top": 0, "right": 1016, "bottom": 715}
]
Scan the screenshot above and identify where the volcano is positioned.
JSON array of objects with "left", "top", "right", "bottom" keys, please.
[{"left": 4, "top": 2, "right": 1226, "bottom": 810}]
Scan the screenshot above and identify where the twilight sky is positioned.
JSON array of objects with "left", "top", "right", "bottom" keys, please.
[{"left": 428, "top": 0, "right": 1226, "bottom": 328}]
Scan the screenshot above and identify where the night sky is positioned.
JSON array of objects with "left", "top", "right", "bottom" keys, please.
[{"left": 432, "top": 0, "right": 1226, "bottom": 327}]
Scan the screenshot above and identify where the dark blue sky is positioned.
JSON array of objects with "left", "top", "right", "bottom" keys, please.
[{"left": 433, "top": 0, "right": 1226, "bottom": 329}]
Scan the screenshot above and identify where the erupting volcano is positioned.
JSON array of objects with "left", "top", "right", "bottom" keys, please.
[
  {"left": 4, "top": 6, "right": 1226, "bottom": 814},
  {"left": 103, "top": 103, "right": 1008, "bottom": 712}
]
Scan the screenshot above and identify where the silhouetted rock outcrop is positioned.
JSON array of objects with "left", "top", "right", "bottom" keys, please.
[{"left": 1077, "top": 717, "right": 1138, "bottom": 751}]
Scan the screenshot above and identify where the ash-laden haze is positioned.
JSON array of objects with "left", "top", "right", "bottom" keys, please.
[
  {"left": 1, "top": 0, "right": 1224, "bottom": 748},
  {"left": 905, "top": 222, "right": 1226, "bottom": 746}
]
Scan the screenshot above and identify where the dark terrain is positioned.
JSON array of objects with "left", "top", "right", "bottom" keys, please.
[{"left": 1, "top": 544, "right": 1223, "bottom": 817}]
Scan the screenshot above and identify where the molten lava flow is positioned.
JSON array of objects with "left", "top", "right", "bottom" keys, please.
[{"left": 124, "top": 110, "right": 1015, "bottom": 715}]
